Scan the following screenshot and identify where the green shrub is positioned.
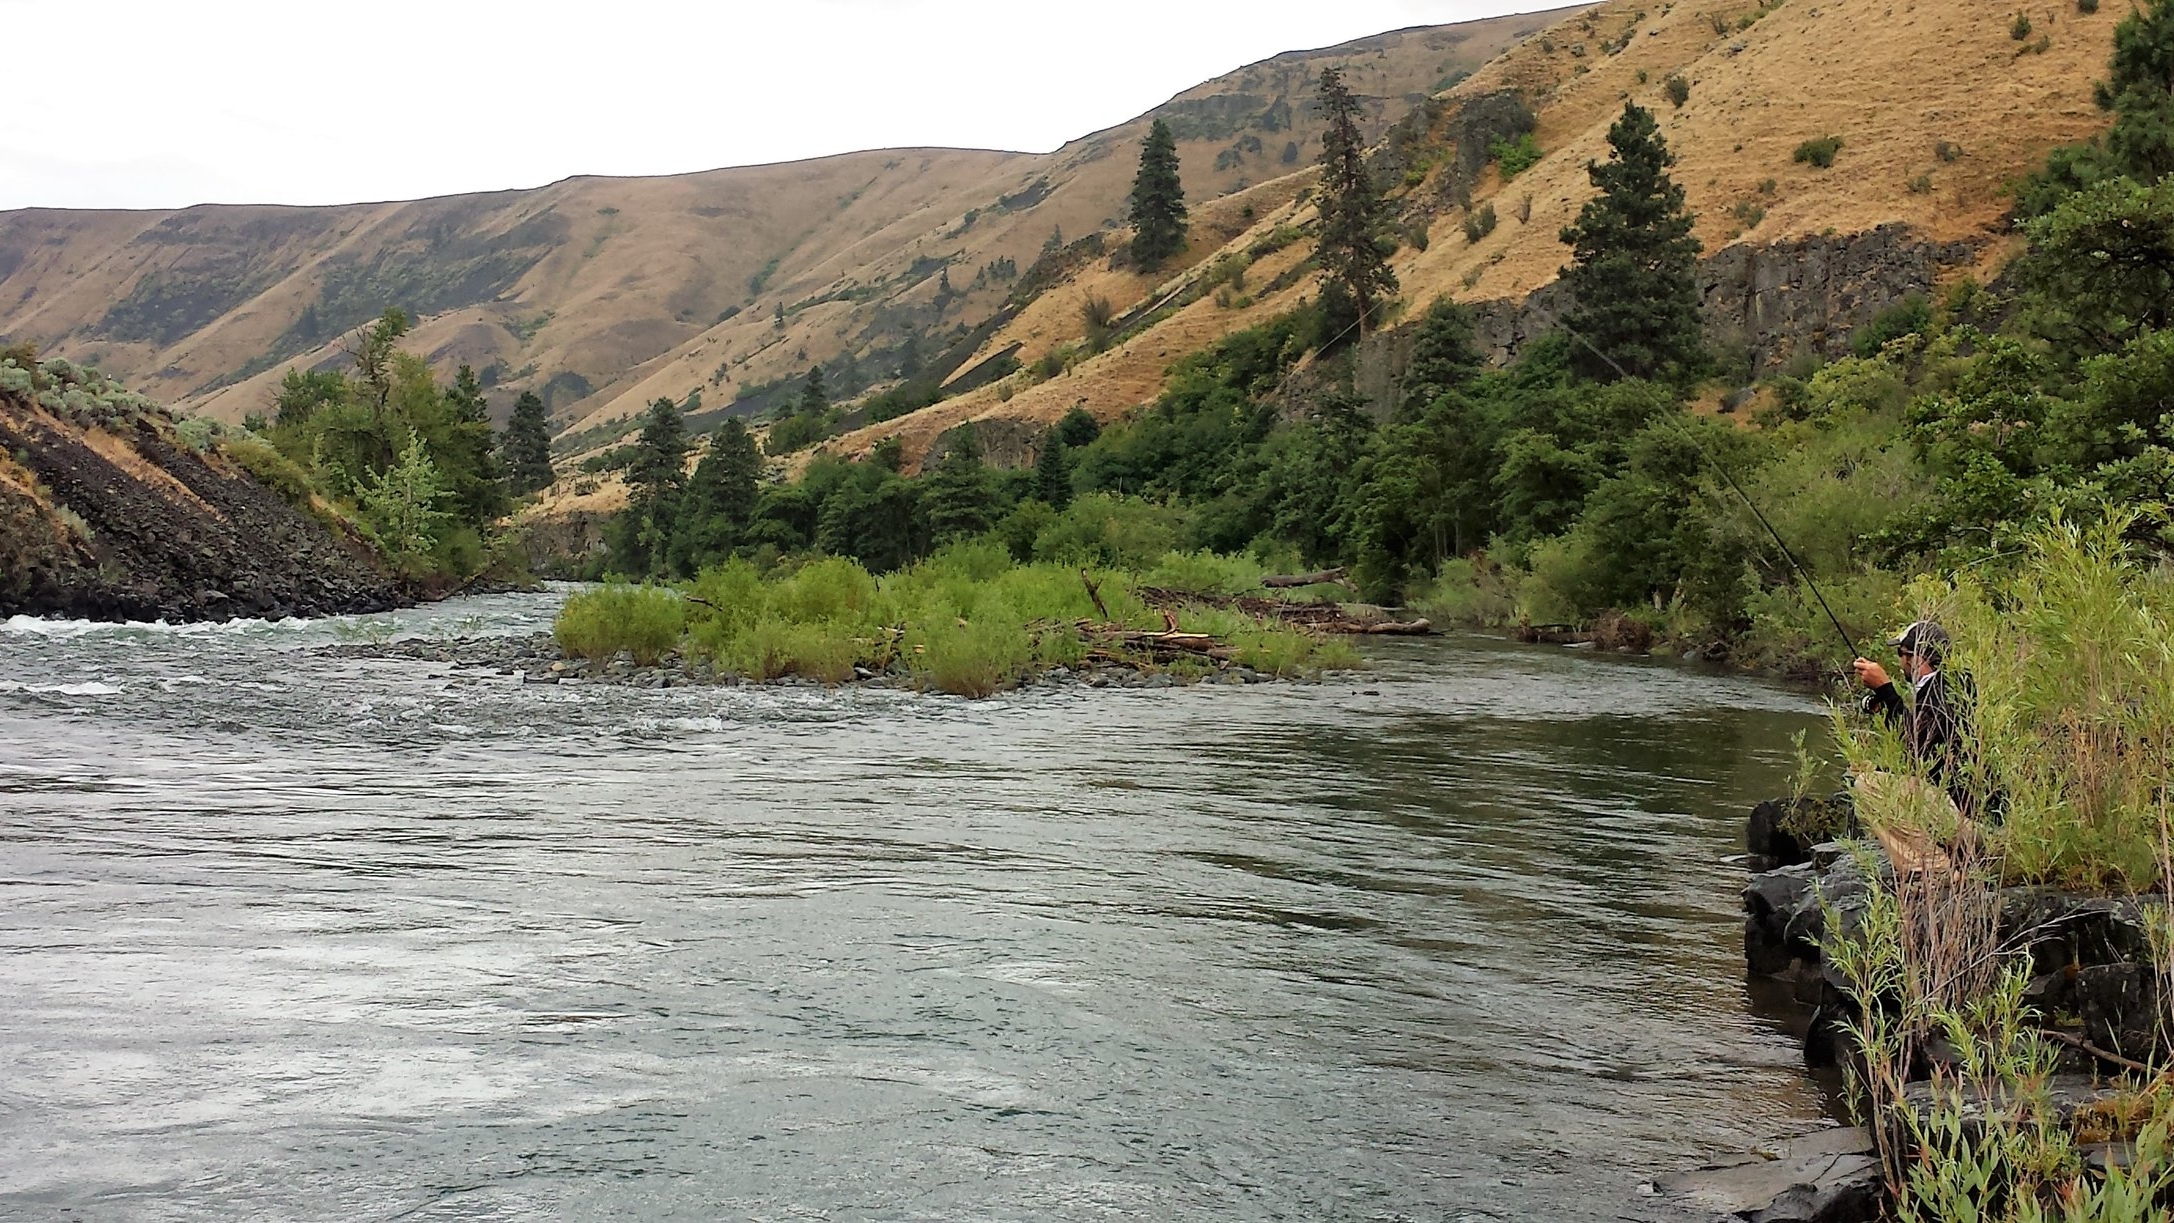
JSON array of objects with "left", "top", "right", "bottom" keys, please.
[
  {"left": 2078, "top": 0, "right": 2098, "bottom": 12},
  {"left": 1793, "top": 136, "right": 1844, "bottom": 169},
  {"left": 2010, "top": 10, "right": 2032, "bottom": 39},
  {"left": 1462, "top": 203, "right": 1499, "bottom": 243},
  {"left": 555, "top": 585, "right": 687, "bottom": 666},
  {"left": 913, "top": 617, "right": 1032, "bottom": 697},
  {"left": 1489, "top": 132, "right": 1544, "bottom": 178},
  {"left": 1906, "top": 173, "right": 1933, "bottom": 195},
  {"left": 1413, "top": 558, "right": 1519, "bottom": 628},
  {"left": 1664, "top": 74, "right": 1690, "bottom": 108}
]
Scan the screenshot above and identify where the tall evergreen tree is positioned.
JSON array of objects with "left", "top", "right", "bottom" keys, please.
[
  {"left": 1397, "top": 300, "right": 1486, "bottom": 420},
  {"left": 921, "top": 425, "right": 997, "bottom": 542},
  {"left": 670, "top": 417, "right": 762, "bottom": 573},
  {"left": 615, "top": 396, "right": 690, "bottom": 575},
  {"left": 446, "top": 363, "right": 489, "bottom": 423},
  {"left": 1034, "top": 427, "right": 1074, "bottom": 509},
  {"left": 1557, "top": 102, "right": 1706, "bottom": 383},
  {"left": 2101, "top": 0, "right": 2174, "bottom": 182},
  {"left": 502, "top": 391, "right": 556, "bottom": 494},
  {"left": 1314, "top": 67, "right": 1398, "bottom": 341},
  {"left": 1129, "top": 119, "right": 1189, "bottom": 270},
  {"left": 798, "top": 365, "right": 828, "bottom": 416}
]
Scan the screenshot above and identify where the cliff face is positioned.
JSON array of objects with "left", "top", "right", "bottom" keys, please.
[
  {"left": 1447, "top": 222, "right": 1982, "bottom": 375},
  {"left": 0, "top": 370, "right": 398, "bottom": 622}
]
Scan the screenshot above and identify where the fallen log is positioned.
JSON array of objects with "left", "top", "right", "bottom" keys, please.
[
  {"left": 1332, "top": 618, "right": 1432, "bottom": 635},
  {"left": 1259, "top": 566, "right": 1357, "bottom": 591}
]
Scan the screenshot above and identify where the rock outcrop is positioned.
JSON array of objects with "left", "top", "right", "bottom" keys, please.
[
  {"left": 0, "top": 380, "right": 399, "bottom": 622},
  {"left": 1460, "top": 225, "right": 1979, "bottom": 376}
]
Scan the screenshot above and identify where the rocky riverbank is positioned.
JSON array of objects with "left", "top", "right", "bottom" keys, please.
[
  {"left": 1661, "top": 795, "right": 2174, "bottom": 1222},
  {"left": 1, "top": 367, "right": 402, "bottom": 622},
  {"left": 317, "top": 633, "right": 1299, "bottom": 691}
]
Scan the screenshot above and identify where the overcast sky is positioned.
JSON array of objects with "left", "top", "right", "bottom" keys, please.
[{"left": 1, "top": 0, "right": 1546, "bottom": 211}]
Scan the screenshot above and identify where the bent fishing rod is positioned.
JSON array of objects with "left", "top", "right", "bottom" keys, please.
[{"left": 1524, "top": 303, "right": 1866, "bottom": 663}]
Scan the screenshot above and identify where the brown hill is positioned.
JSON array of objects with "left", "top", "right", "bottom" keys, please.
[
  {"left": 0, "top": 8, "right": 1568, "bottom": 448},
  {"left": 812, "top": 0, "right": 2122, "bottom": 470}
]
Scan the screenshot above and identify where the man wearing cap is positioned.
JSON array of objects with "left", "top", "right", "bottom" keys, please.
[{"left": 1852, "top": 620, "right": 1991, "bottom": 822}]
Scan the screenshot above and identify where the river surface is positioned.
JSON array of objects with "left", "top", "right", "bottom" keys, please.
[{"left": 0, "top": 591, "right": 1832, "bottom": 1221}]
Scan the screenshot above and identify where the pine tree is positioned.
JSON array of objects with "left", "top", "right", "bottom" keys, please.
[
  {"left": 670, "top": 417, "right": 762, "bottom": 573},
  {"left": 1558, "top": 102, "right": 1707, "bottom": 383},
  {"left": 1314, "top": 67, "right": 1398, "bottom": 340},
  {"left": 626, "top": 397, "right": 690, "bottom": 500},
  {"left": 615, "top": 397, "right": 691, "bottom": 576},
  {"left": 1129, "top": 118, "right": 1189, "bottom": 270},
  {"left": 921, "top": 425, "right": 996, "bottom": 541},
  {"left": 1034, "top": 427, "right": 1073, "bottom": 509},
  {"left": 798, "top": 365, "right": 828, "bottom": 417},
  {"left": 502, "top": 391, "right": 555, "bottom": 494},
  {"left": 1397, "top": 300, "right": 1485, "bottom": 420},
  {"left": 446, "top": 363, "right": 489, "bottom": 423},
  {"left": 2100, "top": 0, "right": 2174, "bottom": 181}
]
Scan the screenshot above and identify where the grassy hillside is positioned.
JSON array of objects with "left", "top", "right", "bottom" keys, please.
[
  {"left": 817, "top": 0, "right": 2121, "bottom": 470},
  {"left": 0, "top": 8, "right": 1566, "bottom": 449}
]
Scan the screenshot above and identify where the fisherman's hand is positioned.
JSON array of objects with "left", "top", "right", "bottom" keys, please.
[{"left": 1853, "top": 658, "right": 1890, "bottom": 689}]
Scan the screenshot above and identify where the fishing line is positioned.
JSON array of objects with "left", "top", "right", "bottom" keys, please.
[
  {"left": 1520, "top": 302, "right": 1865, "bottom": 661},
  {"left": 1254, "top": 268, "right": 1862, "bottom": 659}
]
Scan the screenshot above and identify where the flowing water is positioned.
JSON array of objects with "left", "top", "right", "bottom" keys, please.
[{"left": 0, "top": 591, "right": 1833, "bottom": 1221}]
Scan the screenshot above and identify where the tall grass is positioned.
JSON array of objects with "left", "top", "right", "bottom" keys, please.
[
  {"left": 1833, "top": 514, "right": 2174, "bottom": 892},
  {"left": 555, "top": 584, "right": 686, "bottom": 665},
  {"left": 557, "top": 542, "right": 1354, "bottom": 696}
]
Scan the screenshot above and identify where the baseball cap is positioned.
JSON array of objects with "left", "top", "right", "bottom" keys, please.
[{"left": 1888, "top": 620, "right": 1949, "bottom": 665}]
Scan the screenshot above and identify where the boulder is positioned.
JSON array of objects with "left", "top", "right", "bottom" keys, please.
[{"left": 1654, "top": 1127, "right": 1883, "bottom": 1222}]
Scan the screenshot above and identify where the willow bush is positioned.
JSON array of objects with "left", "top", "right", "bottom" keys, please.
[
  {"left": 554, "top": 543, "right": 1357, "bottom": 697},
  {"left": 1834, "top": 514, "right": 2174, "bottom": 891}
]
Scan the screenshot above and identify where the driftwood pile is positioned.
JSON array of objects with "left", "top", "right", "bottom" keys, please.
[{"left": 1133, "top": 566, "right": 1433, "bottom": 636}]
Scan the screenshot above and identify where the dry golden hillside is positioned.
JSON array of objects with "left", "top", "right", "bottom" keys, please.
[
  {"left": 819, "top": 0, "right": 2119, "bottom": 470},
  {"left": 0, "top": 8, "right": 1567, "bottom": 447}
]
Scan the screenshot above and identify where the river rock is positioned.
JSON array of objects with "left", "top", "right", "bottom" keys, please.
[
  {"left": 1746, "top": 794, "right": 1857, "bottom": 867},
  {"left": 1654, "top": 1127, "right": 1882, "bottom": 1222}
]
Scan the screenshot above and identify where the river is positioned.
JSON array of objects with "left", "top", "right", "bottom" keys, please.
[{"left": 0, "top": 591, "right": 1830, "bottom": 1221}]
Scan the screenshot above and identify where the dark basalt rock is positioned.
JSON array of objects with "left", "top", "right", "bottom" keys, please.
[
  {"left": 1747, "top": 793, "right": 1859, "bottom": 867},
  {"left": 0, "top": 401, "right": 401, "bottom": 622}
]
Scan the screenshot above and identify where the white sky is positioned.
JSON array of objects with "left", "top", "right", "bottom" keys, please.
[{"left": 1, "top": 0, "right": 1546, "bottom": 211}]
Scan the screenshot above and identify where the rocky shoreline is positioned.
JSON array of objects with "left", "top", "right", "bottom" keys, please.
[
  {"left": 1651, "top": 796, "right": 2171, "bottom": 1222},
  {"left": 316, "top": 632, "right": 1299, "bottom": 691}
]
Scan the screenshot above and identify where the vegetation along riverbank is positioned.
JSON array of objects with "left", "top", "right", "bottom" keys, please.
[
  {"left": 540, "top": 546, "right": 1370, "bottom": 698},
  {"left": 1712, "top": 517, "right": 2174, "bottom": 1221}
]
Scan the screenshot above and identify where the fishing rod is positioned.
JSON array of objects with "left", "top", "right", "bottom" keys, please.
[{"left": 1525, "top": 303, "right": 1866, "bottom": 663}]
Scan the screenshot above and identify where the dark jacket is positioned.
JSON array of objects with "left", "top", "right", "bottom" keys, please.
[{"left": 1866, "top": 669, "right": 1998, "bottom": 820}]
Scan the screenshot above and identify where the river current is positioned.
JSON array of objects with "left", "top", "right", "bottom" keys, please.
[{"left": 0, "top": 591, "right": 1831, "bottom": 1221}]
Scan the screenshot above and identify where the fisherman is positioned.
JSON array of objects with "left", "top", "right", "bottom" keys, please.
[{"left": 1852, "top": 619, "right": 1996, "bottom": 824}]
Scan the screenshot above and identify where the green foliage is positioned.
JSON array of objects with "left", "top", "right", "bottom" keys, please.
[
  {"left": 1663, "top": 74, "right": 1690, "bottom": 108},
  {"left": 356, "top": 433, "right": 453, "bottom": 569},
  {"left": 669, "top": 417, "right": 761, "bottom": 575},
  {"left": 1559, "top": 103, "right": 1708, "bottom": 383},
  {"left": 2011, "top": 10, "right": 2033, "bottom": 40},
  {"left": 1852, "top": 294, "right": 1934, "bottom": 357},
  {"left": 555, "top": 584, "right": 687, "bottom": 666},
  {"left": 573, "top": 548, "right": 1348, "bottom": 696},
  {"left": 1488, "top": 132, "right": 1544, "bottom": 178},
  {"left": 249, "top": 309, "right": 516, "bottom": 583},
  {"left": 1314, "top": 67, "right": 1400, "bottom": 336},
  {"left": 1793, "top": 135, "right": 1844, "bottom": 168},
  {"left": 502, "top": 391, "right": 556, "bottom": 495},
  {"left": 1128, "top": 119, "right": 1190, "bottom": 270}
]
